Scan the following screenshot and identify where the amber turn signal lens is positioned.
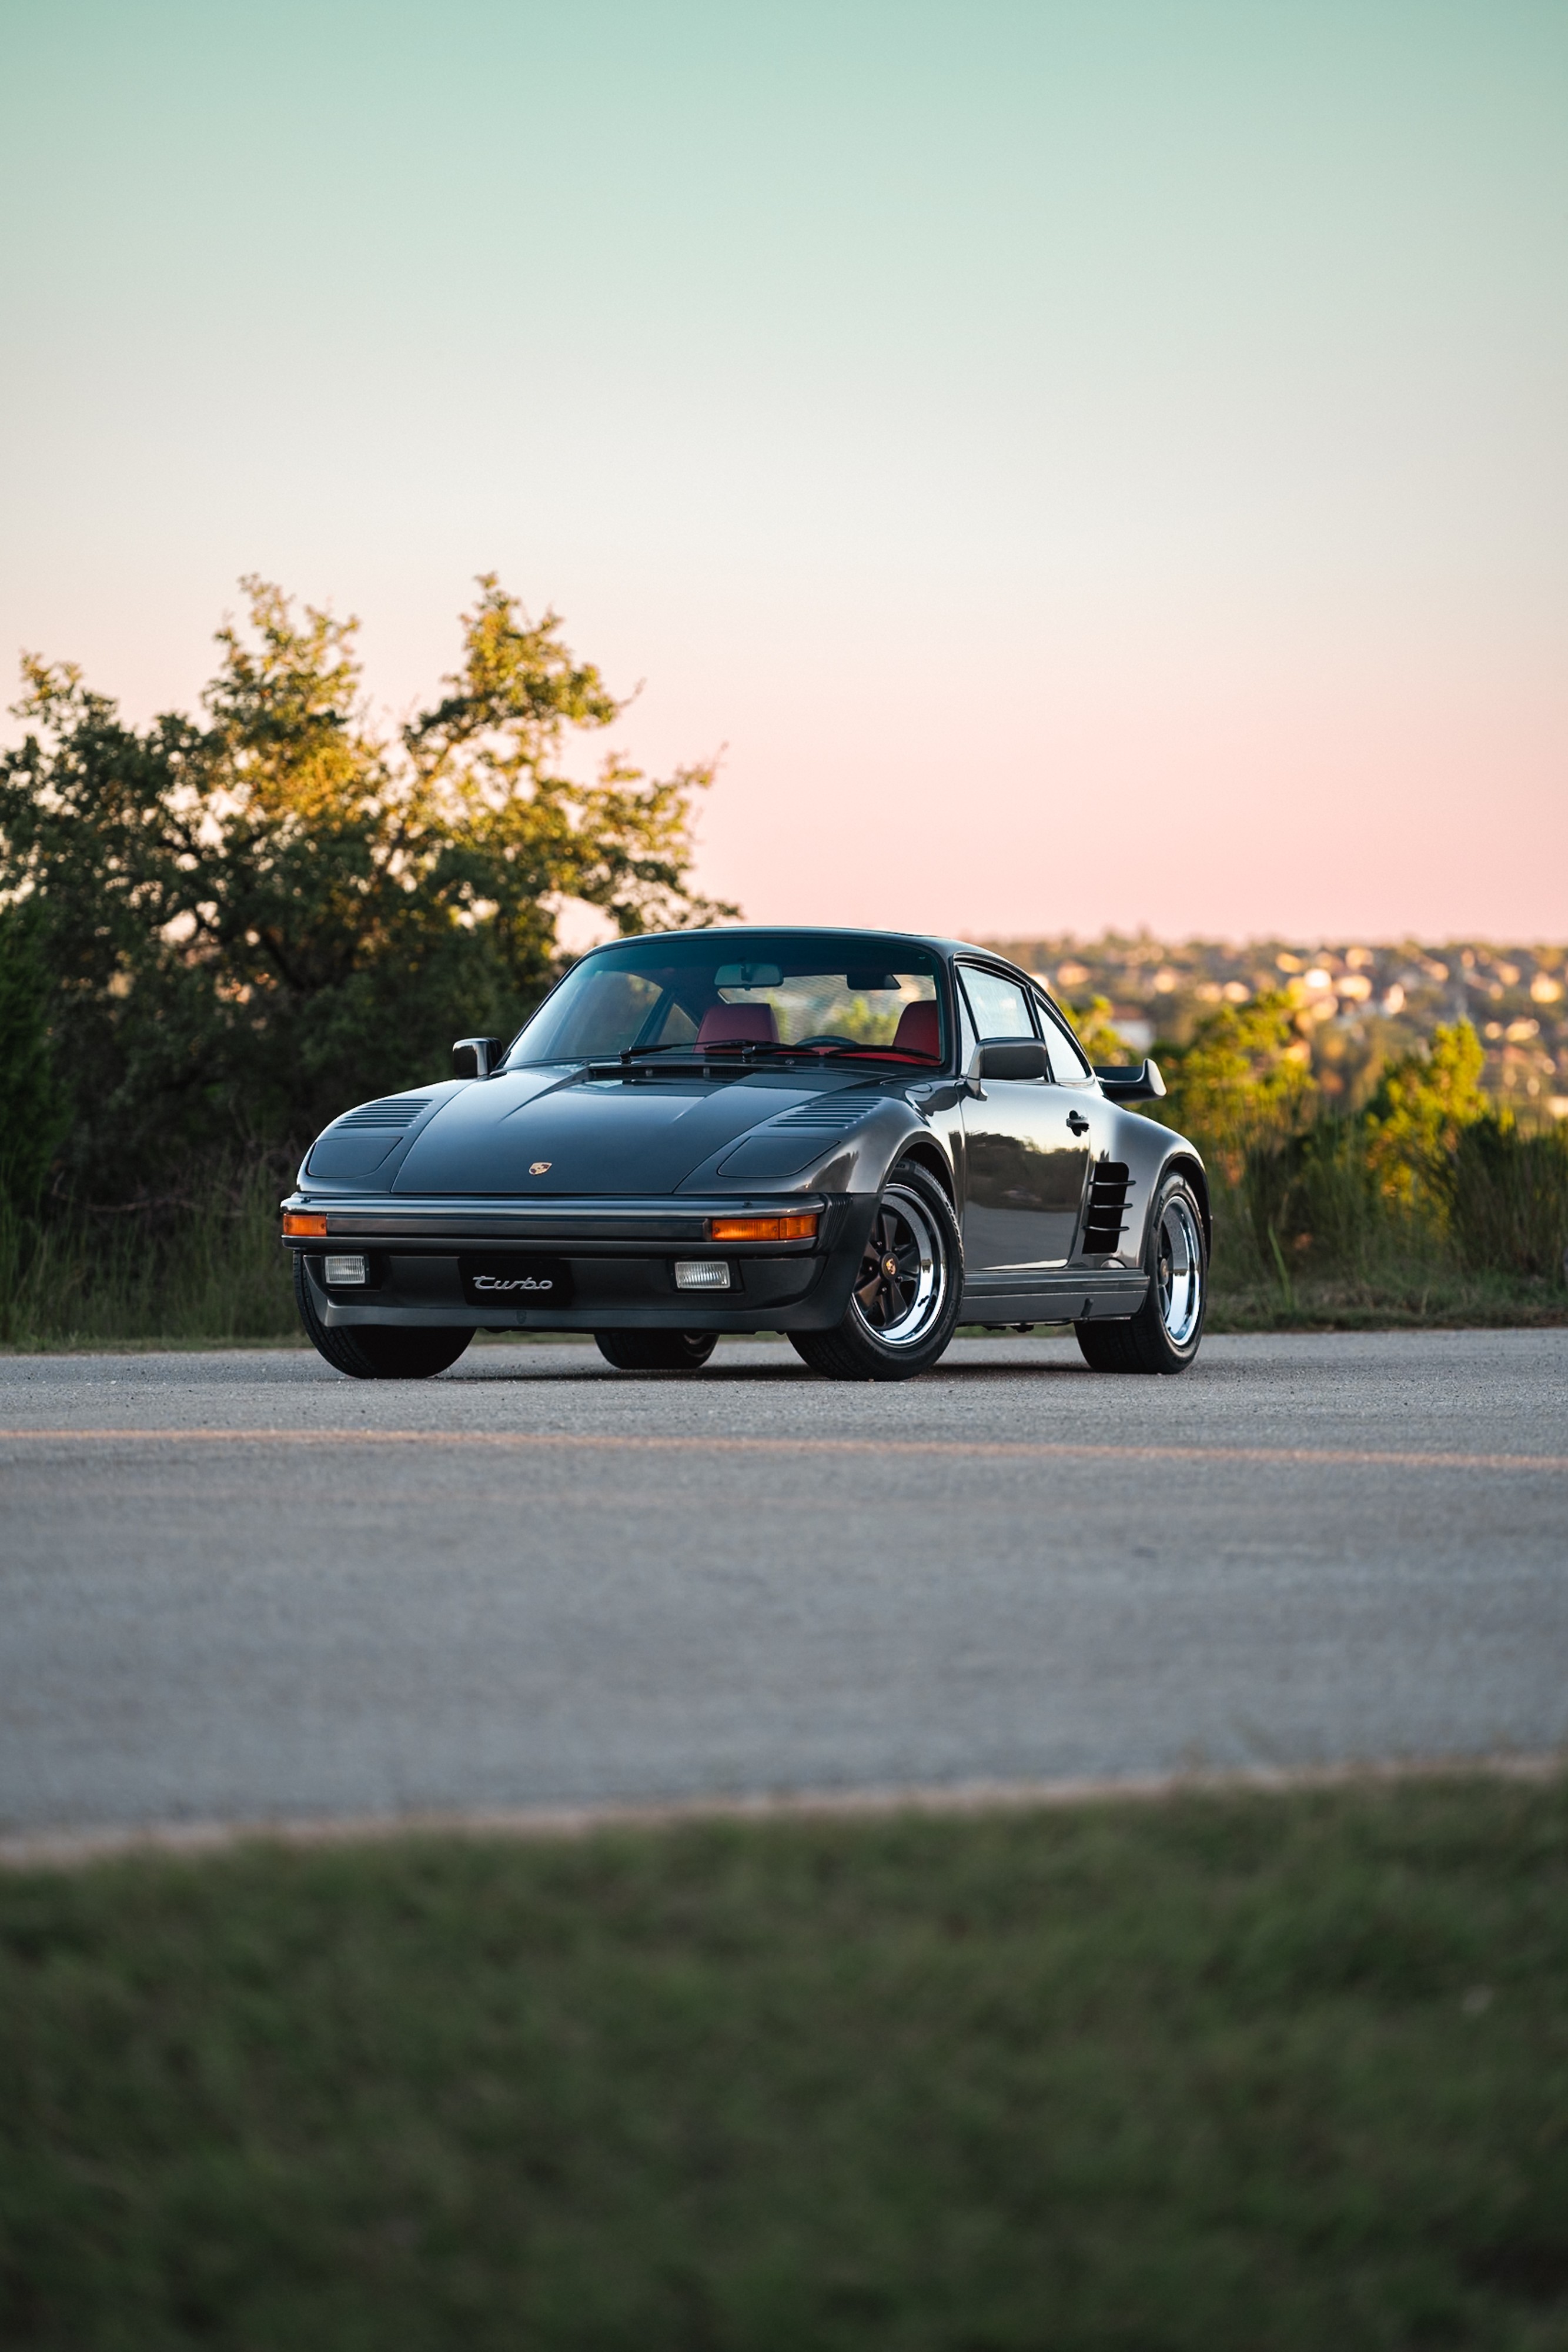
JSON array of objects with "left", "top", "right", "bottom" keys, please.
[
  {"left": 709, "top": 1213, "right": 818, "bottom": 1242},
  {"left": 282, "top": 1212, "right": 329, "bottom": 1238}
]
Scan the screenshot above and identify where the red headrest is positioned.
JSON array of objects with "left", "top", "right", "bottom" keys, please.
[
  {"left": 891, "top": 1000, "right": 940, "bottom": 1059},
  {"left": 696, "top": 1001, "right": 779, "bottom": 1047}
]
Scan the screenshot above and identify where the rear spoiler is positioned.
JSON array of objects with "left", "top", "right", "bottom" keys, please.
[{"left": 1094, "top": 1058, "right": 1166, "bottom": 1103}]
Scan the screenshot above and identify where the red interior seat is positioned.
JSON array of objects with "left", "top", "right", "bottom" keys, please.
[
  {"left": 696, "top": 1002, "right": 780, "bottom": 1047},
  {"left": 891, "top": 1000, "right": 940, "bottom": 1058}
]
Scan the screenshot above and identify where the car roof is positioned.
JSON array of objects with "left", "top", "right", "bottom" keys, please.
[{"left": 593, "top": 923, "right": 1038, "bottom": 978}]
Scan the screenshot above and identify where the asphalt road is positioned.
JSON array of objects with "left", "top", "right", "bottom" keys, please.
[{"left": 1, "top": 1329, "right": 1565, "bottom": 1843}]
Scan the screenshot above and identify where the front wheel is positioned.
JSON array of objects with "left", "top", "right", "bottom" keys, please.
[
  {"left": 594, "top": 1331, "right": 718, "bottom": 1372},
  {"left": 1075, "top": 1170, "right": 1207, "bottom": 1374},
  {"left": 790, "top": 1162, "right": 962, "bottom": 1382},
  {"left": 293, "top": 1256, "right": 473, "bottom": 1379}
]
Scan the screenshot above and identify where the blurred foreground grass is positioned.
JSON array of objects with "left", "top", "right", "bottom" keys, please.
[{"left": 4, "top": 1774, "right": 1567, "bottom": 2350}]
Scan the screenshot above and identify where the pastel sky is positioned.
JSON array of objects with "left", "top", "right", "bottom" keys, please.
[{"left": 2, "top": 1, "right": 1564, "bottom": 942}]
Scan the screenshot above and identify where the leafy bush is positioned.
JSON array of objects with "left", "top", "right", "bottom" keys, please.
[
  {"left": 1363, "top": 1021, "right": 1489, "bottom": 1224},
  {"left": 1057, "top": 993, "right": 1129, "bottom": 1068},
  {"left": 1152, "top": 991, "right": 1315, "bottom": 1180},
  {"left": 1159, "top": 1014, "right": 1568, "bottom": 1307}
]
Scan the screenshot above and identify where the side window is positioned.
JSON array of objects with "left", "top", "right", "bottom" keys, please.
[
  {"left": 1036, "top": 995, "right": 1092, "bottom": 1083},
  {"left": 958, "top": 965, "right": 1035, "bottom": 1041}
]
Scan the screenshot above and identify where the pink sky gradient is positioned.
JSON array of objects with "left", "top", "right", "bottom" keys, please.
[{"left": 2, "top": 2, "right": 1564, "bottom": 943}]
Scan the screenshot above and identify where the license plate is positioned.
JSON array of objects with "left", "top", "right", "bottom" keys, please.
[{"left": 459, "top": 1254, "right": 574, "bottom": 1307}]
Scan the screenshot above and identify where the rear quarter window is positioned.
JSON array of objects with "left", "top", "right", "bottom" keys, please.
[{"left": 1036, "top": 995, "right": 1093, "bottom": 1083}]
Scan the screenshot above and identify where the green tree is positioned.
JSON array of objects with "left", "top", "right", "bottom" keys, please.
[
  {"left": 0, "top": 577, "right": 735, "bottom": 1200},
  {"left": 0, "top": 904, "right": 67, "bottom": 1212},
  {"left": 1365, "top": 1020, "right": 1489, "bottom": 1217},
  {"left": 1058, "top": 993, "right": 1129, "bottom": 1068},
  {"left": 1154, "top": 991, "right": 1315, "bottom": 1175}
]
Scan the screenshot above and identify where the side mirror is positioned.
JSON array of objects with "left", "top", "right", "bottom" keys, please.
[
  {"left": 974, "top": 1037, "right": 1049, "bottom": 1081},
  {"left": 452, "top": 1035, "right": 504, "bottom": 1080},
  {"left": 1094, "top": 1058, "right": 1167, "bottom": 1102}
]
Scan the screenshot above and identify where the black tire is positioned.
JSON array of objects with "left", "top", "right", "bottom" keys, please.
[
  {"left": 293, "top": 1255, "right": 473, "bottom": 1379},
  {"left": 594, "top": 1331, "right": 719, "bottom": 1372},
  {"left": 790, "top": 1160, "right": 962, "bottom": 1383},
  {"left": 1075, "top": 1168, "right": 1207, "bottom": 1374}
]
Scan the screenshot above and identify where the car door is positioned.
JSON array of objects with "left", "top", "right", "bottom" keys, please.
[
  {"left": 1030, "top": 989, "right": 1122, "bottom": 1261},
  {"left": 957, "top": 964, "right": 1092, "bottom": 1281}
]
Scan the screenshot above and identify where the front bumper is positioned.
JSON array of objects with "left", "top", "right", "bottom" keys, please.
[{"left": 280, "top": 1191, "right": 878, "bottom": 1332}]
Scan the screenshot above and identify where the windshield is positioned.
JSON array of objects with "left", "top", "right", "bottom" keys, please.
[{"left": 507, "top": 933, "right": 947, "bottom": 1067}]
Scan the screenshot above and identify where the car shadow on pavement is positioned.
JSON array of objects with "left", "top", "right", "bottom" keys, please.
[{"left": 449, "top": 1358, "right": 1092, "bottom": 1385}]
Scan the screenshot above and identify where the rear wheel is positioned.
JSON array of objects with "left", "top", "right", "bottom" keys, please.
[
  {"left": 293, "top": 1255, "right": 473, "bottom": 1379},
  {"left": 790, "top": 1162, "right": 961, "bottom": 1382},
  {"left": 1075, "top": 1170, "right": 1206, "bottom": 1374},
  {"left": 594, "top": 1331, "right": 718, "bottom": 1372}
]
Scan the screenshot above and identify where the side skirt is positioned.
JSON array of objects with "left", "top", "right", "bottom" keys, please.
[{"left": 958, "top": 1273, "right": 1150, "bottom": 1325}]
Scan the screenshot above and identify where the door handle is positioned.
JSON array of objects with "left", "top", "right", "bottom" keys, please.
[{"left": 1066, "top": 1112, "right": 1090, "bottom": 1134}]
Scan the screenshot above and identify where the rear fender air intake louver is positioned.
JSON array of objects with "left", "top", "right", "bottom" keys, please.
[
  {"left": 1083, "top": 1161, "right": 1133, "bottom": 1255},
  {"left": 336, "top": 1097, "right": 431, "bottom": 1132}
]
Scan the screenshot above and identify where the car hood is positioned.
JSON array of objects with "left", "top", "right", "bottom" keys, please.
[{"left": 346, "top": 1065, "right": 887, "bottom": 1196}]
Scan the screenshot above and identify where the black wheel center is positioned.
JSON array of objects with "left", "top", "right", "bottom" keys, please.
[{"left": 856, "top": 1213, "right": 920, "bottom": 1329}]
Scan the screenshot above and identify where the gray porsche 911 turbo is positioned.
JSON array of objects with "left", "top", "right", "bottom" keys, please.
[{"left": 282, "top": 927, "right": 1209, "bottom": 1381}]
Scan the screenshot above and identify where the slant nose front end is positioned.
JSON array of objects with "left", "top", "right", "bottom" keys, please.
[{"left": 279, "top": 1192, "right": 881, "bottom": 1334}]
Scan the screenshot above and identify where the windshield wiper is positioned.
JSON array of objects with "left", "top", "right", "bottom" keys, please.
[
  {"left": 583, "top": 1040, "right": 943, "bottom": 1071},
  {"left": 617, "top": 1041, "right": 816, "bottom": 1064},
  {"left": 580, "top": 1042, "right": 797, "bottom": 1076}
]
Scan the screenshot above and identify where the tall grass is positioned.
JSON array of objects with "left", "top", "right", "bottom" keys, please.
[
  {"left": 4, "top": 1119, "right": 1564, "bottom": 1348},
  {"left": 1450, "top": 1120, "right": 1568, "bottom": 1279},
  {"left": 1205, "top": 1112, "right": 1568, "bottom": 1327},
  {"left": 0, "top": 1157, "right": 299, "bottom": 1348}
]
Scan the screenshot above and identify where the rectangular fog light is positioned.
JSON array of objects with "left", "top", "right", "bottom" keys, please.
[
  {"left": 324, "top": 1254, "right": 368, "bottom": 1286},
  {"left": 674, "top": 1259, "right": 731, "bottom": 1290}
]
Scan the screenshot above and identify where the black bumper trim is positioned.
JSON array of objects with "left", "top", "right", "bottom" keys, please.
[
  {"left": 280, "top": 1191, "right": 831, "bottom": 1250},
  {"left": 295, "top": 1197, "right": 884, "bottom": 1337}
]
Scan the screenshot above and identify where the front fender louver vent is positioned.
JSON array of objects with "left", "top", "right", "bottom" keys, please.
[
  {"left": 1084, "top": 1161, "right": 1133, "bottom": 1255},
  {"left": 336, "top": 1097, "right": 432, "bottom": 1132},
  {"left": 771, "top": 1101, "right": 874, "bottom": 1133}
]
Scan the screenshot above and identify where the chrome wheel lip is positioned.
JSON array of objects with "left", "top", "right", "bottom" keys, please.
[
  {"left": 1157, "top": 1194, "right": 1204, "bottom": 1348},
  {"left": 850, "top": 1182, "right": 948, "bottom": 1350}
]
